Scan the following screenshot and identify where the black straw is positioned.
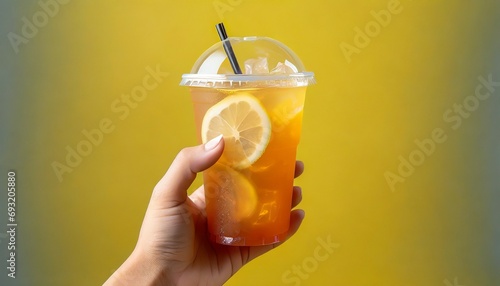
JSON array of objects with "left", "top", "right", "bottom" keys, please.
[{"left": 215, "top": 23, "right": 242, "bottom": 74}]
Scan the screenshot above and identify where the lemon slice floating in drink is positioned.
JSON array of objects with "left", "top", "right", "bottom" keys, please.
[
  {"left": 207, "top": 163, "right": 258, "bottom": 221},
  {"left": 202, "top": 93, "right": 271, "bottom": 169}
]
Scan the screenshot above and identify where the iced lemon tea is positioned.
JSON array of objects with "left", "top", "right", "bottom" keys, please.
[
  {"left": 190, "top": 86, "right": 306, "bottom": 245},
  {"left": 181, "top": 36, "right": 314, "bottom": 246}
]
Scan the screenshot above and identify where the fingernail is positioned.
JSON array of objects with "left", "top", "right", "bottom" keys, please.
[{"left": 204, "top": 134, "right": 223, "bottom": 151}]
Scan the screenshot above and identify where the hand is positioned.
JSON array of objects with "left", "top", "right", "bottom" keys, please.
[{"left": 104, "top": 136, "right": 305, "bottom": 285}]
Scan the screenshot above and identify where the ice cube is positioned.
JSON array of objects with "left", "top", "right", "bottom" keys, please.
[
  {"left": 270, "top": 61, "right": 296, "bottom": 74},
  {"left": 254, "top": 201, "right": 278, "bottom": 224},
  {"left": 244, "top": 57, "right": 269, "bottom": 74}
]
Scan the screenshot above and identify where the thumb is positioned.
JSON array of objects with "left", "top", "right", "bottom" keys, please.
[{"left": 151, "top": 135, "right": 224, "bottom": 208}]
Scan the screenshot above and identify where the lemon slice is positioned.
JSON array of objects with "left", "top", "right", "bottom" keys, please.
[
  {"left": 207, "top": 163, "right": 258, "bottom": 221},
  {"left": 202, "top": 93, "right": 271, "bottom": 169}
]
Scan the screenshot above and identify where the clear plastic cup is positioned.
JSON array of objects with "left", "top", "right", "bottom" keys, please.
[{"left": 180, "top": 36, "right": 314, "bottom": 246}]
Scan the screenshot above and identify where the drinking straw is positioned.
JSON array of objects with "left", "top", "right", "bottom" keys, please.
[{"left": 215, "top": 23, "right": 242, "bottom": 74}]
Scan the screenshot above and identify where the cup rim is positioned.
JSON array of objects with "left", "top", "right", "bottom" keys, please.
[{"left": 180, "top": 72, "right": 315, "bottom": 87}]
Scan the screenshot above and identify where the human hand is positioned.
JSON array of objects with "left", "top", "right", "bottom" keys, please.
[{"left": 104, "top": 135, "right": 305, "bottom": 285}]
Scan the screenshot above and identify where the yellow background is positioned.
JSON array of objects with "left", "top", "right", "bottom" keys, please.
[{"left": 1, "top": 0, "right": 499, "bottom": 285}]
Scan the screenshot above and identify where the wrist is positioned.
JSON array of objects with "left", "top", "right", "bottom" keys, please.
[{"left": 104, "top": 247, "right": 172, "bottom": 286}]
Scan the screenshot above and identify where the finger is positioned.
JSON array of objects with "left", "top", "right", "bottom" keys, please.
[
  {"left": 294, "top": 161, "right": 304, "bottom": 178},
  {"left": 285, "top": 209, "right": 305, "bottom": 240},
  {"left": 291, "top": 186, "right": 302, "bottom": 208},
  {"left": 189, "top": 186, "right": 206, "bottom": 210},
  {"left": 194, "top": 160, "right": 302, "bottom": 209},
  {"left": 151, "top": 135, "right": 224, "bottom": 208}
]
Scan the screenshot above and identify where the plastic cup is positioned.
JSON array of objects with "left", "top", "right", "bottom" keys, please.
[{"left": 180, "top": 36, "right": 314, "bottom": 246}]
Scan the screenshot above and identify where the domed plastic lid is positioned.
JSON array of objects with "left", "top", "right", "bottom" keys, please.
[{"left": 180, "top": 36, "right": 315, "bottom": 88}]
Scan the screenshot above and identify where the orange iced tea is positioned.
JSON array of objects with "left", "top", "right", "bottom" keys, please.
[{"left": 190, "top": 86, "right": 306, "bottom": 246}]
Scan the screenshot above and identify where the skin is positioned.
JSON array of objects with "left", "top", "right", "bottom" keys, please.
[{"left": 104, "top": 137, "right": 305, "bottom": 286}]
